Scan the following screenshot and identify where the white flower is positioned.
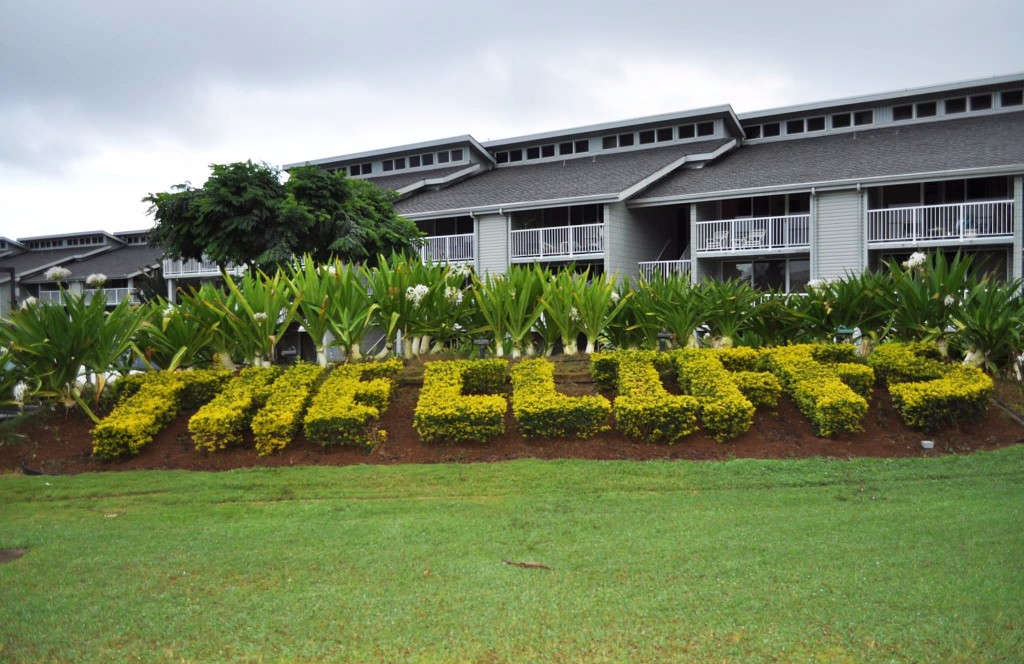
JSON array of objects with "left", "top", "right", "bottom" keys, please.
[
  {"left": 610, "top": 291, "right": 621, "bottom": 304},
  {"left": 806, "top": 278, "right": 834, "bottom": 291},
  {"left": 12, "top": 381, "right": 29, "bottom": 405},
  {"left": 444, "top": 286, "right": 463, "bottom": 306},
  {"left": 325, "top": 264, "right": 338, "bottom": 276},
  {"left": 253, "top": 312, "right": 268, "bottom": 322},
  {"left": 45, "top": 266, "right": 71, "bottom": 282},
  {"left": 86, "top": 273, "right": 107, "bottom": 287},
  {"left": 902, "top": 252, "right": 927, "bottom": 270},
  {"left": 405, "top": 284, "right": 430, "bottom": 308},
  {"left": 569, "top": 306, "right": 580, "bottom": 322},
  {"left": 162, "top": 305, "right": 176, "bottom": 317},
  {"left": 19, "top": 297, "right": 37, "bottom": 310},
  {"left": 943, "top": 295, "right": 956, "bottom": 307},
  {"left": 450, "top": 264, "right": 472, "bottom": 279}
]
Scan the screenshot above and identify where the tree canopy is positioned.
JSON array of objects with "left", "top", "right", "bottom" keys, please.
[{"left": 144, "top": 161, "right": 422, "bottom": 269}]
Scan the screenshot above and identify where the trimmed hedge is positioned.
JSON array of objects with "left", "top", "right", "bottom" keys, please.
[
  {"left": 731, "top": 371, "right": 782, "bottom": 409},
  {"left": 252, "top": 363, "right": 326, "bottom": 456},
  {"left": 764, "top": 345, "right": 871, "bottom": 437},
  {"left": 868, "top": 342, "right": 993, "bottom": 429},
  {"left": 190, "top": 366, "right": 282, "bottom": 451},
  {"left": 414, "top": 359, "right": 508, "bottom": 443},
  {"left": 92, "top": 369, "right": 231, "bottom": 459},
  {"left": 92, "top": 374, "right": 185, "bottom": 459},
  {"left": 675, "top": 350, "right": 756, "bottom": 442},
  {"left": 303, "top": 360, "right": 401, "bottom": 447},
  {"left": 510, "top": 358, "right": 610, "bottom": 439},
  {"left": 613, "top": 351, "right": 699, "bottom": 443}
]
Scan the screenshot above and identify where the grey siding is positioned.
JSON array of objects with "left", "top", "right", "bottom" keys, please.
[
  {"left": 1014, "top": 175, "right": 1022, "bottom": 280},
  {"left": 475, "top": 213, "right": 508, "bottom": 275},
  {"left": 604, "top": 202, "right": 667, "bottom": 280},
  {"left": 814, "top": 189, "right": 864, "bottom": 279}
]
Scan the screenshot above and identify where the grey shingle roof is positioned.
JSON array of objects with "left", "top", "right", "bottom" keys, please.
[
  {"left": 365, "top": 165, "right": 471, "bottom": 191},
  {"left": 395, "top": 139, "right": 730, "bottom": 216},
  {"left": 19, "top": 245, "right": 164, "bottom": 284},
  {"left": 0, "top": 247, "right": 108, "bottom": 279},
  {"left": 637, "top": 113, "right": 1024, "bottom": 201}
]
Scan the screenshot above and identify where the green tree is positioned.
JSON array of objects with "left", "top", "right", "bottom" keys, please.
[{"left": 145, "top": 161, "right": 421, "bottom": 269}]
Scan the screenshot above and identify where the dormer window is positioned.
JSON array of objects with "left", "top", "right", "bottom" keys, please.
[
  {"left": 1001, "top": 90, "right": 1023, "bottom": 106},
  {"left": 762, "top": 122, "right": 781, "bottom": 137},
  {"left": 970, "top": 94, "right": 992, "bottom": 111},
  {"left": 853, "top": 110, "right": 873, "bottom": 126},
  {"left": 945, "top": 97, "right": 967, "bottom": 114}
]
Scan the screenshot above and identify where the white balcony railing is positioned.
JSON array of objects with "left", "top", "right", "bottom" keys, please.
[
  {"left": 510, "top": 223, "right": 605, "bottom": 261},
  {"left": 867, "top": 200, "right": 1014, "bottom": 245},
  {"left": 639, "top": 259, "right": 692, "bottom": 280},
  {"left": 420, "top": 233, "right": 474, "bottom": 263},
  {"left": 694, "top": 215, "right": 811, "bottom": 255},
  {"left": 38, "top": 290, "right": 62, "bottom": 304},
  {"left": 162, "top": 257, "right": 245, "bottom": 278},
  {"left": 85, "top": 288, "right": 136, "bottom": 305}
]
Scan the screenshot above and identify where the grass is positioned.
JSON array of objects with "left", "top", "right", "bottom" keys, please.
[{"left": 2, "top": 450, "right": 1023, "bottom": 663}]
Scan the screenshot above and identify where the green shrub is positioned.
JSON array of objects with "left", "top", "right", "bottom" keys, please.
[
  {"left": 867, "top": 341, "right": 946, "bottom": 385},
  {"left": 709, "top": 347, "right": 763, "bottom": 372},
  {"left": 414, "top": 360, "right": 508, "bottom": 443},
  {"left": 189, "top": 367, "right": 281, "bottom": 451},
  {"left": 92, "top": 374, "right": 184, "bottom": 459},
  {"left": 889, "top": 366, "right": 993, "bottom": 429},
  {"left": 613, "top": 351, "right": 699, "bottom": 443},
  {"left": 675, "top": 350, "right": 755, "bottom": 442},
  {"left": 252, "top": 363, "right": 325, "bottom": 456},
  {"left": 764, "top": 345, "right": 870, "bottom": 437},
  {"left": 869, "top": 342, "right": 993, "bottom": 429},
  {"left": 511, "top": 359, "right": 611, "bottom": 439},
  {"left": 303, "top": 360, "right": 401, "bottom": 447},
  {"left": 731, "top": 371, "right": 782, "bottom": 409},
  {"left": 590, "top": 352, "right": 620, "bottom": 392}
]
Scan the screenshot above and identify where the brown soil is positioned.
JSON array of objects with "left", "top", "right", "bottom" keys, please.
[
  {"left": 3, "top": 368, "right": 1022, "bottom": 475},
  {"left": 0, "top": 549, "right": 28, "bottom": 564}
]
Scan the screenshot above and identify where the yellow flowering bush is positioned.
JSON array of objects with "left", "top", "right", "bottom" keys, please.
[
  {"left": 675, "top": 350, "right": 755, "bottom": 442},
  {"left": 414, "top": 360, "right": 508, "bottom": 443},
  {"left": 613, "top": 351, "right": 699, "bottom": 443},
  {"left": 92, "top": 373, "right": 185, "bottom": 459},
  {"left": 189, "top": 366, "right": 282, "bottom": 451},
  {"left": 252, "top": 363, "right": 325, "bottom": 456},
  {"left": 730, "top": 371, "right": 782, "bottom": 409},
  {"left": 303, "top": 360, "right": 401, "bottom": 447},
  {"left": 764, "top": 345, "right": 871, "bottom": 437},
  {"left": 511, "top": 358, "right": 610, "bottom": 439},
  {"left": 869, "top": 342, "right": 993, "bottom": 429}
]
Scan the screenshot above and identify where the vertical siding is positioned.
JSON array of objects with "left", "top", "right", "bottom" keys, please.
[
  {"left": 604, "top": 202, "right": 667, "bottom": 279},
  {"left": 1013, "top": 175, "right": 1022, "bottom": 280},
  {"left": 475, "top": 212, "right": 508, "bottom": 275},
  {"left": 814, "top": 189, "right": 864, "bottom": 279}
]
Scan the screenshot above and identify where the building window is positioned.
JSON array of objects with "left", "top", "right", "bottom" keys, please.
[
  {"left": 657, "top": 127, "right": 673, "bottom": 142},
  {"left": 559, "top": 141, "right": 574, "bottom": 155},
  {"left": 970, "top": 94, "right": 992, "bottom": 111},
  {"left": 786, "top": 119, "right": 805, "bottom": 134},
  {"left": 618, "top": 132, "right": 635, "bottom": 147},
  {"left": 916, "top": 101, "right": 937, "bottom": 117},
  {"left": 806, "top": 116, "right": 825, "bottom": 132},
  {"left": 409, "top": 155, "right": 421, "bottom": 168},
  {"left": 602, "top": 135, "right": 617, "bottom": 150},
  {"left": 762, "top": 122, "right": 781, "bottom": 137},
  {"left": 541, "top": 144, "right": 555, "bottom": 158},
  {"left": 526, "top": 146, "right": 540, "bottom": 160},
  {"left": 451, "top": 148, "right": 464, "bottom": 161},
  {"left": 639, "top": 129, "right": 655, "bottom": 144},
  {"left": 745, "top": 124, "right": 762, "bottom": 139},
  {"left": 575, "top": 139, "right": 589, "bottom": 153},
  {"left": 945, "top": 97, "right": 967, "bottom": 114},
  {"left": 382, "top": 159, "right": 394, "bottom": 172},
  {"left": 696, "top": 121, "right": 714, "bottom": 136},
  {"left": 1001, "top": 90, "right": 1023, "bottom": 106},
  {"left": 508, "top": 149, "right": 523, "bottom": 162},
  {"left": 892, "top": 104, "right": 913, "bottom": 121},
  {"left": 678, "top": 124, "right": 696, "bottom": 139},
  {"left": 831, "top": 113, "right": 851, "bottom": 129},
  {"left": 421, "top": 153, "right": 433, "bottom": 166},
  {"left": 438, "top": 151, "right": 451, "bottom": 164},
  {"left": 722, "top": 258, "right": 809, "bottom": 292},
  {"left": 853, "top": 110, "right": 873, "bottom": 126}
]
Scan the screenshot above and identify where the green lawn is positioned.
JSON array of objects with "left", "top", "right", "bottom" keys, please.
[{"left": 2, "top": 449, "right": 1023, "bottom": 663}]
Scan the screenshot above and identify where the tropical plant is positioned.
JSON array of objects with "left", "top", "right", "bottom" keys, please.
[
  {"left": 887, "top": 251, "right": 979, "bottom": 352},
  {"left": 643, "top": 274, "right": 706, "bottom": 349},
  {"left": 697, "top": 278, "right": 763, "bottom": 348},
  {"left": 219, "top": 269, "right": 301, "bottom": 366},
  {"left": 572, "top": 271, "right": 631, "bottom": 354},
  {"left": 951, "top": 277, "right": 1024, "bottom": 375},
  {"left": 539, "top": 270, "right": 586, "bottom": 355}
]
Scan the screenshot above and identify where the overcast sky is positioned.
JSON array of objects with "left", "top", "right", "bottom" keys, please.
[{"left": 2, "top": 0, "right": 1023, "bottom": 238}]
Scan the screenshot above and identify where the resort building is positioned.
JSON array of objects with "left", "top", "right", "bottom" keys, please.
[{"left": 288, "top": 73, "right": 1024, "bottom": 291}]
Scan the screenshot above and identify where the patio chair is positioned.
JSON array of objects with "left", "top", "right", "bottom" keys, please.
[
  {"left": 703, "top": 231, "right": 730, "bottom": 250},
  {"left": 738, "top": 229, "right": 766, "bottom": 249}
]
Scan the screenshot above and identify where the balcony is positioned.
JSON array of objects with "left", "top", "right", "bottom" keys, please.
[
  {"left": 420, "top": 233, "right": 474, "bottom": 264},
  {"left": 510, "top": 223, "right": 604, "bottom": 262},
  {"left": 867, "top": 200, "right": 1014, "bottom": 246},
  {"left": 639, "top": 259, "right": 691, "bottom": 281},
  {"left": 694, "top": 215, "right": 811, "bottom": 255},
  {"left": 38, "top": 288, "right": 137, "bottom": 305},
  {"left": 163, "top": 257, "right": 245, "bottom": 278}
]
